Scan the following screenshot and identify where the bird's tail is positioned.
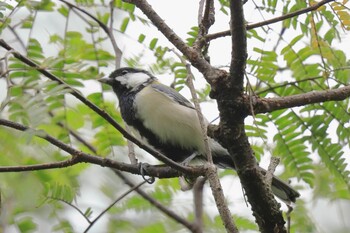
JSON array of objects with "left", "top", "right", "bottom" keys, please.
[
  {"left": 209, "top": 139, "right": 300, "bottom": 204},
  {"left": 258, "top": 167, "right": 300, "bottom": 204}
]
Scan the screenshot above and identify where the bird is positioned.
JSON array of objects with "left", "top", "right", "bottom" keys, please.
[{"left": 99, "top": 67, "right": 300, "bottom": 204}]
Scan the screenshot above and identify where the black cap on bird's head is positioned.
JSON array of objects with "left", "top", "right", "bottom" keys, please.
[{"left": 99, "top": 67, "right": 156, "bottom": 96}]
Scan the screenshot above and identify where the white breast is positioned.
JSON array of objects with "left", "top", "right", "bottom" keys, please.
[{"left": 134, "top": 85, "right": 206, "bottom": 153}]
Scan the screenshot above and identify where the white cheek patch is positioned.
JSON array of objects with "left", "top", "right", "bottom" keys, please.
[
  {"left": 115, "top": 72, "right": 150, "bottom": 89},
  {"left": 114, "top": 75, "right": 127, "bottom": 85}
]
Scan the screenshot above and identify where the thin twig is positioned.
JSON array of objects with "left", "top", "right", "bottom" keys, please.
[
  {"left": 205, "top": 0, "right": 335, "bottom": 41},
  {"left": 174, "top": 60, "right": 236, "bottom": 231},
  {"left": 265, "top": 157, "right": 280, "bottom": 186},
  {"left": 170, "top": 34, "right": 237, "bottom": 233},
  {"left": 125, "top": 124, "right": 138, "bottom": 164},
  {"left": 193, "top": 177, "right": 207, "bottom": 232},
  {"left": 84, "top": 180, "right": 147, "bottom": 233},
  {"left": 198, "top": 0, "right": 206, "bottom": 25},
  {"left": 201, "top": 0, "right": 215, "bottom": 31},
  {"left": 194, "top": 0, "right": 215, "bottom": 51},
  {"left": 186, "top": 66, "right": 213, "bottom": 164},
  {"left": 7, "top": 25, "right": 26, "bottom": 51},
  {"left": 206, "top": 164, "right": 238, "bottom": 233},
  {"left": 286, "top": 205, "right": 293, "bottom": 233},
  {"left": 170, "top": 49, "right": 213, "bottom": 164},
  {"left": 48, "top": 196, "right": 92, "bottom": 224},
  {"left": 114, "top": 170, "right": 198, "bottom": 232},
  {"left": 108, "top": 0, "right": 122, "bottom": 68}
]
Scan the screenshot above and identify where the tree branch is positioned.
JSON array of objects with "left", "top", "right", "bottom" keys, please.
[
  {"left": 252, "top": 85, "right": 350, "bottom": 114},
  {"left": 194, "top": 0, "right": 215, "bottom": 51},
  {"left": 205, "top": 0, "right": 335, "bottom": 41},
  {"left": 122, "top": 0, "right": 214, "bottom": 77},
  {"left": 83, "top": 180, "right": 147, "bottom": 233},
  {"left": 0, "top": 158, "right": 80, "bottom": 172},
  {"left": 23, "top": 103, "right": 195, "bottom": 231},
  {"left": 0, "top": 118, "right": 203, "bottom": 178},
  {"left": 114, "top": 170, "right": 199, "bottom": 232},
  {"left": 229, "top": 0, "right": 246, "bottom": 89},
  {"left": 201, "top": 0, "right": 215, "bottom": 30},
  {"left": 48, "top": 196, "right": 92, "bottom": 224},
  {"left": 170, "top": 52, "right": 237, "bottom": 231},
  {"left": 193, "top": 177, "right": 207, "bottom": 232},
  {"left": 206, "top": 164, "right": 238, "bottom": 232},
  {"left": 265, "top": 157, "right": 280, "bottom": 186},
  {"left": 210, "top": 1, "right": 287, "bottom": 232}
]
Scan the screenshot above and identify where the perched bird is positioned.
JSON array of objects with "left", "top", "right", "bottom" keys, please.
[{"left": 99, "top": 67, "right": 300, "bottom": 204}]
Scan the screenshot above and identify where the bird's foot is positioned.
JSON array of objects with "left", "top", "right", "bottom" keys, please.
[{"left": 138, "top": 162, "right": 155, "bottom": 184}]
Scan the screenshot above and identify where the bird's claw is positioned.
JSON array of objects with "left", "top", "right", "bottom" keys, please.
[{"left": 138, "top": 162, "right": 155, "bottom": 184}]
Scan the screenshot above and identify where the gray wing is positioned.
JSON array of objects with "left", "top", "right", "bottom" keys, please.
[{"left": 151, "top": 83, "right": 195, "bottom": 109}]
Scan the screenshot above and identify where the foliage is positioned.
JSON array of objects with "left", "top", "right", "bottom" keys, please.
[{"left": 0, "top": 0, "right": 349, "bottom": 232}]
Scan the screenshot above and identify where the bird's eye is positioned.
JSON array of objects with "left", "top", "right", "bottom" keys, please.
[{"left": 121, "top": 70, "right": 128, "bottom": 75}]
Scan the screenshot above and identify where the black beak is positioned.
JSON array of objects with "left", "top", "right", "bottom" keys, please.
[{"left": 98, "top": 76, "right": 112, "bottom": 85}]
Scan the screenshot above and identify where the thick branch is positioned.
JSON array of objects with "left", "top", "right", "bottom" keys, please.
[
  {"left": 252, "top": 85, "right": 350, "bottom": 114},
  {"left": 0, "top": 39, "right": 191, "bottom": 174},
  {"left": 206, "top": 0, "right": 335, "bottom": 41},
  {"left": 0, "top": 118, "right": 203, "bottom": 178},
  {"left": 213, "top": 1, "right": 287, "bottom": 232},
  {"left": 229, "top": 0, "right": 247, "bottom": 89}
]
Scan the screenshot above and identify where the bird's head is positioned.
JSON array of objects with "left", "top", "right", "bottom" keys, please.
[{"left": 99, "top": 67, "right": 156, "bottom": 96}]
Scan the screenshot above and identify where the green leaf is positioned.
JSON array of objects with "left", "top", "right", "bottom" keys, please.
[
  {"left": 58, "top": 5, "right": 69, "bottom": 17},
  {"left": 149, "top": 38, "right": 158, "bottom": 50},
  {"left": 22, "top": 15, "right": 34, "bottom": 28},
  {"left": 27, "top": 38, "right": 45, "bottom": 60},
  {"left": 97, "top": 12, "right": 110, "bottom": 25},
  {"left": 186, "top": 26, "right": 198, "bottom": 46},
  {"left": 138, "top": 33, "right": 146, "bottom": 43},
  {"left": 139, "top": 223, "right": 165, "bottom": 233},
  {"left": 52, "top": 220, "right": 74, "bottom": 233},
  {"left": 66, "top": 108, "right": 85, "bottom": 130},
  {"left": 10, "top": 86, "right": 23, "bottom": 96},
  {"left": 32, "top": 0, "right": 56, "bottom": 11},
  {"left": 84, "top": 207, "right": 93, "bottom": 219},
  {"left": 120, "top": 17, "right": 130, "bottom": 33},
  {"left": 87, "top": 92, "right": 103, "bottom": 105},
  {"left": 43, "top": 182, "right": 77, "bottom": 204},
  {"left": 17, "top": 216, "right": 37, "bottom": 233}
]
